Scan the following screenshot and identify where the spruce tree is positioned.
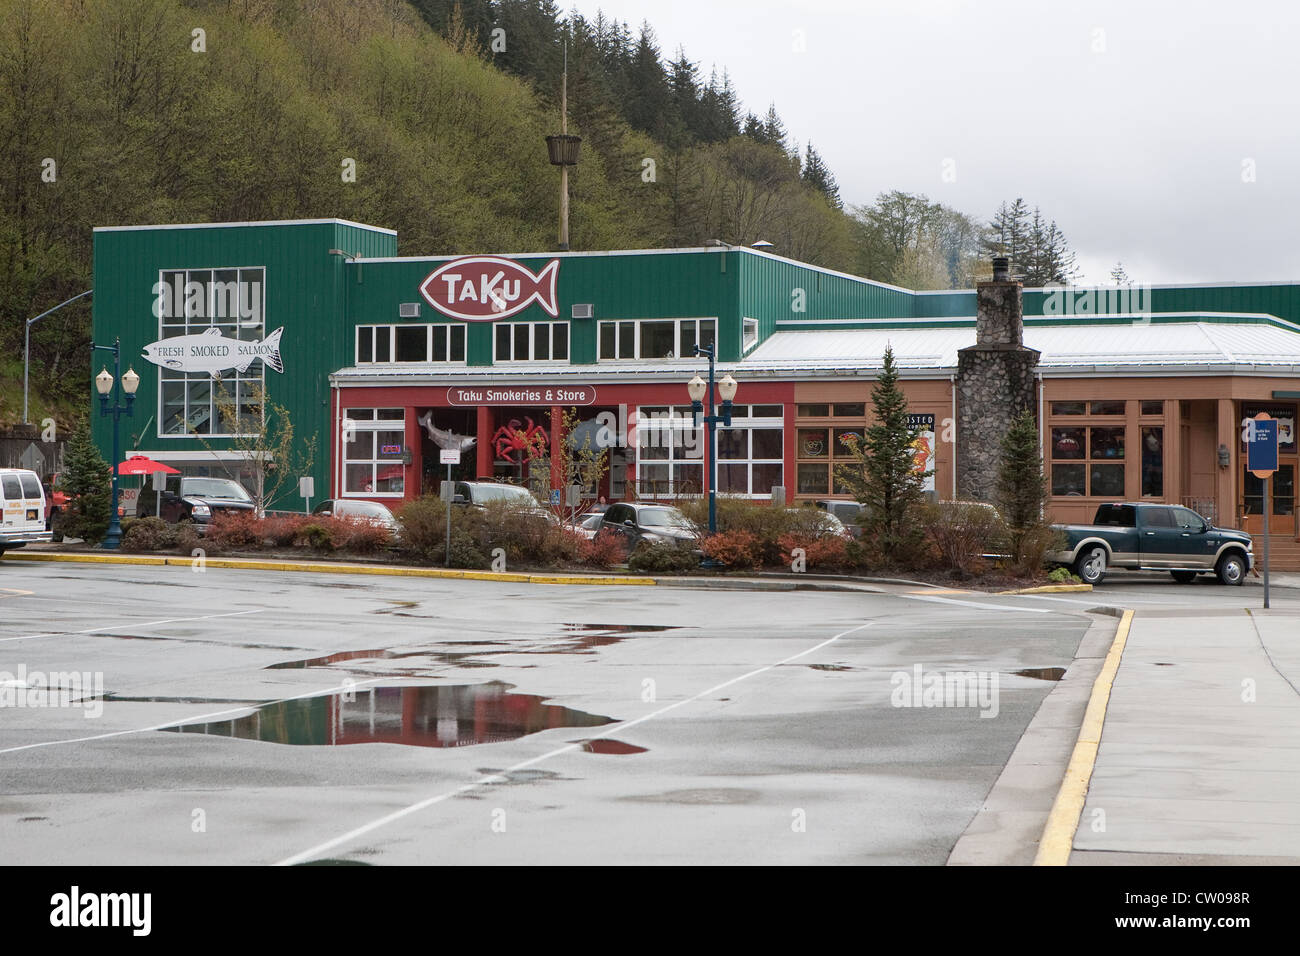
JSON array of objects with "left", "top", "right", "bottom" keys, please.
[
  {"left": 61, "top": 419, "right": 112, "bottom": 545},
  {"left": 835, "top": 347, "right": 929, "bottom": 555},
  {"left": 996, "top": 408, "right": 1047, "bottom": 560},
  {"left": 801, "top": 142, "right": 841, "bottom": 208}
]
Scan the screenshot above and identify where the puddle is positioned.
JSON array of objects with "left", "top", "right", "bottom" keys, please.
[
  {"left": 808, "top": 664, "right": 852, "bottom": 672},
  {"left": 159, "top": 681, "right": 613, "bottom": 748},
  {"left": 296, "top": 859, "right": 372, "bottom": 866},
  {"left": 1153, "top": 662, "right": 1174, "bottom": 667},
  {"left": 1013, "top": 667, "right": 1067, "bottom": 681},
  {"left": 573, "top": 738, "right": 647, "bottom": 754}
]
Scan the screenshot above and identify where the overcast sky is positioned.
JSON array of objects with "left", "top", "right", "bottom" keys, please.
[{"left": 564, "top": 0, "right": 1300, "bottom": 285}]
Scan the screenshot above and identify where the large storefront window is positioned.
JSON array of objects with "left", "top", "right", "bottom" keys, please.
[
  {"left": 598, "top": 319, "right": 716, "bottom": 360},
  {"left": 634, "top": 405, "right": 782, "bottom": 497},
  {"left": 1049, "top": 400, "right": 1127, "bottom": 497},
  {"left": 342, "top": 408, "right": 406, "bottom": 496},
  {"left": 158, "top": 267, "right": 265, "bottom": 436}
]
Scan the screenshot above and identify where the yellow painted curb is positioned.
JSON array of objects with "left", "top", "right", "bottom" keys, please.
[
  {"left": 1033, "top": 607, "right": 1133, "bottom": 866},
  {"left": 998, "top": 583, "right": 1094, "bottom": 595},
  {"left": 2, "top": 551, "right": 657, "bottom": 587}
]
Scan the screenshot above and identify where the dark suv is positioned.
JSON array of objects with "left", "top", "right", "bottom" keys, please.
[
  {"left": 598, "top": 502, "right": 697, "bottom": 553},
  {"left": 136, "top": 476, "right": 256, "bottom": 528}
]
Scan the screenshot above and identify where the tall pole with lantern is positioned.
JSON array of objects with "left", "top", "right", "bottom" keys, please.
[
  {"left": 688, "top": 345, "right": 738, "bottom": 536},
  {"left": 91, "top": 338, "right": 140, "bottom": 550},
  {"left": 545, "top": 39, "right": 580, "bottom": 250}
]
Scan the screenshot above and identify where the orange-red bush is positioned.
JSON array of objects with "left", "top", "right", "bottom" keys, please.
[
  {"left": 205, "top": 511, "right": 264, "bottom": 550},
  {"left": 700, "top": 530, "right": 761, "bottom": 569},
  {"left": 778, "top": 533, "right": 849, "bottom": 571},
  {"left": 578, "top": 528, "right": 625, "bottom": 568}
]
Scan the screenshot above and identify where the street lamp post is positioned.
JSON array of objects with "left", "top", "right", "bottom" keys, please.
[
  {"left": 688, "top": 345, "right": 738, "bottom": 535},
  {"left": 91, "top": 338, "right": 140, "bottom": 550},
  {"left": 23, "top": 290, "right": 93, "bottom": 424}
]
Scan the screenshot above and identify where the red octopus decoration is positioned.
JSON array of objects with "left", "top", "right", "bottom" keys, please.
[{"left": 491, "top": 417, "right": 549, "bottom": 464}]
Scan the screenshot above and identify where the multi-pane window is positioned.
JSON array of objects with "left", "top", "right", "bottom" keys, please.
[
  {"left": 742, "top": 318, "right": 759, "bottom": 352},
  {"left": 795, "top": 402, "right": 872, "bottom": 496},
  {"left": 494, "top": 322, "right": 569, "bottom": 362},
  {"left": 158, "top": 267, "right": 265, "bottom": 436},
  {"left": 1051, "top": 425, "right": 1125, "bottom": 497},
  {"left": 598, "top": 319, "right": 716, "bottom": 360},
  {"left": 356, "top": 324, "right": 465, "bottom": 364},
  {"left": 635, "top": 405, "right": 782, "bottom": 498},
  {"left": 342, "top": 408, "right": 406, "bottom": 497}
]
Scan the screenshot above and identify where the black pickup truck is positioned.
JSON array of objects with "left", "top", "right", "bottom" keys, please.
[{"left": 1047, "top": 502, "right": 1254, "bottom": 586}]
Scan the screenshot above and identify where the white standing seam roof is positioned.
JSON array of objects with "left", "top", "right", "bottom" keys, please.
[
  {"left": 748, "top": 321, "right": 1300, "bottom": 371},
  {"left": 329, "top": 320, "right": 1300, "bottom": 384}
]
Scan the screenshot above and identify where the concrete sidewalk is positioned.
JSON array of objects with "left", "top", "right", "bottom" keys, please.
[{"left": 1072, "top": 606, "right": 1300, "bottom": 864}]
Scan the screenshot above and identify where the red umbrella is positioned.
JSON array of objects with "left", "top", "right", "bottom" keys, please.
[{"left": 117, "top": 455, "right": 180, "bottom": 476}]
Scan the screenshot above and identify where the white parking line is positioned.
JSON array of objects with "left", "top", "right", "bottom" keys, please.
[
  {"left": 0, "top": 608, "right": 265, "bottom": 643},
  {"left": 272, "top": 621, "right": 877, "bottom": 866},
  {"left": 896, "top": 594, "right": 1051, "bottom": 614}
]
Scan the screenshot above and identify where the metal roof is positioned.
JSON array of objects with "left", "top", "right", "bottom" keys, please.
[{"left": 330, "top": 319, "right": 1300, "bottom": 385}]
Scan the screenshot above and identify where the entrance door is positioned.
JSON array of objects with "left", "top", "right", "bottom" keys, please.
[{"left": 1242, "top": 459, "right": 1296, "bottom": 535}]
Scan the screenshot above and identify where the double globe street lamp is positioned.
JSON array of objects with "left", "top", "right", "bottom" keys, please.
[
  {"left": 92, "top": 338, "right": 140, "bottom": 550},
  {"left": 687, "top": 344, "right": 739, "bottom": 536}
]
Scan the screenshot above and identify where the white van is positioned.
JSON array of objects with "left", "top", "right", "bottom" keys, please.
[{"left": 0, "top": 468, "right": 52, "bottom": 556}]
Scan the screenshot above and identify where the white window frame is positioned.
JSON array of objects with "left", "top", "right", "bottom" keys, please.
[
  {"left": 493, "top": 321, "right": 570, "bottom": 363},
  {"left": 742, "top": 317, "right": 759, "bottom": 353},
  {"left": 341, "top": 408, "right": 407, "bottom": 499},
  {"left": 157, "top": 266, "right": 266, "bottom": 439},
  {"left": 356, "top": 324, "right": 465, "bottom": 364},
  {"left": 597, "top": 318, "right": 717, "bottom": 361},
  {"left": 632, "top": 405, "right": 783, "bottom": 499}
]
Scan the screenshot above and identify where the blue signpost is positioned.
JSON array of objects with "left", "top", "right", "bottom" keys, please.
[{"left": 1245, "top": 415, "right": 1279, "bottom": 608}]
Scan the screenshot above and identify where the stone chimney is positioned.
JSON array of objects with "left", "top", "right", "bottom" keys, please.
[{"left": 956, "top": 259, "right": 1041, "bottom": 503}]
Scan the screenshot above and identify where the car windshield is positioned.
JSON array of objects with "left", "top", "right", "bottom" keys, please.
[
  {"left": 581, "top": 514, "right": 604, "bottom": 529},
  {"left": 639, "top": 507, "right": 690, "bottom": 528},
  {"left": 475, "top": 485, "right": 536, "bottom": 505},
  {"left": 182, "top": 479, "right": 252, "bottom": 501}
]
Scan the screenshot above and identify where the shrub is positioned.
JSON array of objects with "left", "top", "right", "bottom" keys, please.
[
  {"left": 396, "top": 496, "right": 450, "bottom": 562},
  {"left": 1013, "top": 523, "right": 1067, "bottom": 577},
  {"left": 294, "top": 522, "right": 335, "bottom": 552},
  {"left": 262, "top": 513, "right": 311, "bottom": 547},
  {"left": 175, "top": 523, "right": 205, "bottom": 556},
  {"left": 579, "top": 528, "right": 625, "bottom": 568},
  {"left": 122, "top": 516, "right": 176, "bottom": 552},
  {"left": 778, "top": 533, "right": 850, "bottom": 572},
  {"left": 1048, "top": 566, "right": 1081, "bottom": 584},
  {"left": 700, "top": 529, "right": 761, "bottom": 569},
  {"left": 329, "top": 517, "right": 393, "bottom": 555},
  {"left": 628, "top": 541, "right": 699, "bottom": 573},
  {"left": 206, "top": 511, "right": 265, "bottom": 550},
  {"left": 917, "top": 501, "right": 1010, "bottom": 576}
]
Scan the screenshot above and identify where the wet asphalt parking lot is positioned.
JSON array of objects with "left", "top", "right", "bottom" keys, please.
[{"left": 0, "top": 561, "right": 1290, "bottom": 865}]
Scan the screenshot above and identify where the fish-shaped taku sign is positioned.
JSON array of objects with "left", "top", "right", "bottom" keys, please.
[
  {"left": 141, "top": 326, "right": 285, "bottom": 380},
  {"left": 419, "top": 256, "right": 560, "bottom": 322}
]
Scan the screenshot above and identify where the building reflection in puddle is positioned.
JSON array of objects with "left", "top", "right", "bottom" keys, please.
[{"left": 161, "top": 682, "right": 613, "bottom": 749}]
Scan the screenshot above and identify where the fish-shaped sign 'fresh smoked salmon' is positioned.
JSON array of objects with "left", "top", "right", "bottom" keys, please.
[
  {"left": 141, "top": 326, "right": 284, "bottom": 379},
  {"left": 419, "top": 256, "right": 560, "bottom": 322}
]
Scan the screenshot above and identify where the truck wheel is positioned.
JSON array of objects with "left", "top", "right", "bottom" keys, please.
[
  {"left": 1216, "top": 552, "right": 1246, "bottom": 586},
  {"left": 1074, "top": 546, "right": 1107, "bottom": 585},
  {"left": 1171, "top": 570, "right": 1197, "bottom": 584}
]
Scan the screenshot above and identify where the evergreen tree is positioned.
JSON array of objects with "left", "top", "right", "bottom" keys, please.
[
  {"left": 835, "top": 347, "right": 929, "bottom": 555},
  {"left": 623, "top": 22, "right": 671, "bottom": 138},
  {"left": 801, "top": 142, "right": 841, "bottom": 208},
  {"left": 1020, "top": 208, "right": 1078, "bottom": 286},
  {"left": 1110, "top": 261, "right": 1131, "bottom": 285},
  {"left": 665, "top": 47, "right": 702, "bottom": 144},
  {"left": 983, "top": 198, "right": 1031, "bottom": 274},
  {"left": 996, "top": 409, "right": 1045, "bottom": 539},
  {"left": 60, "top": 419, "right": 111, "bottom": 545}
]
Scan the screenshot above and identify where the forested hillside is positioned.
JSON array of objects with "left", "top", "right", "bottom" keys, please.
[{"left": 0, "top": 0, "right": 1080, "bottom": 424}]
